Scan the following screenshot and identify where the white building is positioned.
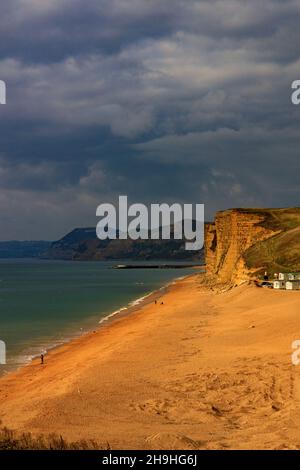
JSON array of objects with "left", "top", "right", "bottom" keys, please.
[
  {"left": 286, "top": 281, "right": 300, "bottom": 290},
  {"left": 279, "top": 273, "right": 289, "bottom": 280},
  {"left": 288, "top": 273, "right": 300, "bottom": 281},
  {"left": 273, "top": 280, "right": 286, "bottom": 289}
]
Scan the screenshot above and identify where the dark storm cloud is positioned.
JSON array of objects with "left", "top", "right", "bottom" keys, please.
[
  {"left": 0, "top": 0, "right": 176, "bottom": 62},
  {"left": 0, "top": 0, "right": 300, "bottom": 239},
  {"left": 2, "top": 1, "right": 300, "bottom": 62}
]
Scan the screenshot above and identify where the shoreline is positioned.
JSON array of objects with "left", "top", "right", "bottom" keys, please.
[
  {"left": 0, "top": 273, "right": 203, "bottom": 395},
  {"left": 1, "top": 272, "right": 198, "bottom": 378},
  {"left": 1, "top": 273, "right": 300, "bottom": 449}
]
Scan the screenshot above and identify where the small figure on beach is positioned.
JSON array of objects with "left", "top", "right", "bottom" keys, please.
[
  {"left": 161, "top": 301, "right": 164, "bottom": 305},
  {"left": 154, "top": 300, "right": 157, "bottom": 305},
  {"left": 40, "top": 354, "right": 44, "bottom": 365}
]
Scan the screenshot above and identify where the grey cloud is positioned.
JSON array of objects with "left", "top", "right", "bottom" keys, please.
[
  {"left": 1, "top": 0, "right": 300, "bottom": 63},
  {"left": 0, "top": 0, "right": 300, "bottom": 239},
  {"left": 134, "top": 125, "right": 300, "bottom": 211}
]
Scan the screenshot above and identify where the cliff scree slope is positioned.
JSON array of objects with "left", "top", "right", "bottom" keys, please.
[{"left": 205, "top": 208, "right": 300, "bottom": 284}]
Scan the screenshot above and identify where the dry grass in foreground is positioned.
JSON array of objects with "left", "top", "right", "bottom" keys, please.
[{"left": 0, "top": 427, "right": 107, "bottom": 450}]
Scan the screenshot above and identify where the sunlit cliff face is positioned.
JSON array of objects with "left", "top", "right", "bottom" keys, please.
[{"left": 204, "top": 208, "right": 300, "bottom": 284}]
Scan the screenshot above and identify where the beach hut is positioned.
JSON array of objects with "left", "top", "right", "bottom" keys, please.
[
  {"left": 279, "top": 273, "right": 289, "bottom": 281},
  {"left": 286, "top": 281, "right": 300, "bottom": 290},
  {"left": 288, "top": 273, "right": 300, "bottom": 281},
  {"left": 273, "top": 280, "right": 286, "bottom": 290}
]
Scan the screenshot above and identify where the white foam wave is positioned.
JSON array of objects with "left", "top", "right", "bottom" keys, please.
[{"left": 98, "top": 290, "right": 156, "bottom": 325}]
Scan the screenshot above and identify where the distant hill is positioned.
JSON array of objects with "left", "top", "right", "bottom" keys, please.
[
  {"left": 0, "top": 241, "right": 51, "bottom": 258},
  {"left": 45, "top": 227, "right": 203, "bottom": 261},
  {"left": 205, "top": 207, "right": 300, "bottom": 284}
]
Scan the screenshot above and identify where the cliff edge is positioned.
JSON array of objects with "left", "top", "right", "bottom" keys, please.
[{"left": 205, "top": 208, "right": 300, "bottom": 284}]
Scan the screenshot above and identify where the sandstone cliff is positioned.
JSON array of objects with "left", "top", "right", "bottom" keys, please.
[{"left": 205, "top": 208, "right": 300, "bottom": 284}]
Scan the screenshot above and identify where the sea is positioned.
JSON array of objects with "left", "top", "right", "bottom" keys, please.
[{"left": 0, "top": 259, "right": 200, "bottom": 375}]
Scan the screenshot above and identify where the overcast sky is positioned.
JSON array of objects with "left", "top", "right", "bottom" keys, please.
[{"left": 0, "top": 0, "right": 300, "bottom": 240}]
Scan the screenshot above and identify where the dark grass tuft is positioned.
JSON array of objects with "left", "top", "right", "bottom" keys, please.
[{"left": 0, "top": 427, "right": 108, "bottom": 450}]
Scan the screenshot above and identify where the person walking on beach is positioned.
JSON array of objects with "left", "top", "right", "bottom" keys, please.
[{"left": 40, "top": 354, "right": 44, "bottom": 365}]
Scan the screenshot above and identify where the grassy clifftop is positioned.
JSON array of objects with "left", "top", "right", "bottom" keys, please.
[
  {"left": 244, "top": 208, "right": 300, "bottom": 274},
  {"left": 205, "top": 207, "right": 300, "bottom": 283}
]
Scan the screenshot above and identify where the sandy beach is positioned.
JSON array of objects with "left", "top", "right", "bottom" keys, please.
[{"left": 1, "top": 273, "right": 300, "bottom": 449}]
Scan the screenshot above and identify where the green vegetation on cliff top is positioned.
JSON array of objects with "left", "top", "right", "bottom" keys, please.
[{"left": 243, "top": 208, "right": 300, "bottom": 274}]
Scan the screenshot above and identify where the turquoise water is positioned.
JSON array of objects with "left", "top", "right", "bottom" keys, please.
[{"left": 0, "top": 259, "right": 198, "bottom": 374}]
